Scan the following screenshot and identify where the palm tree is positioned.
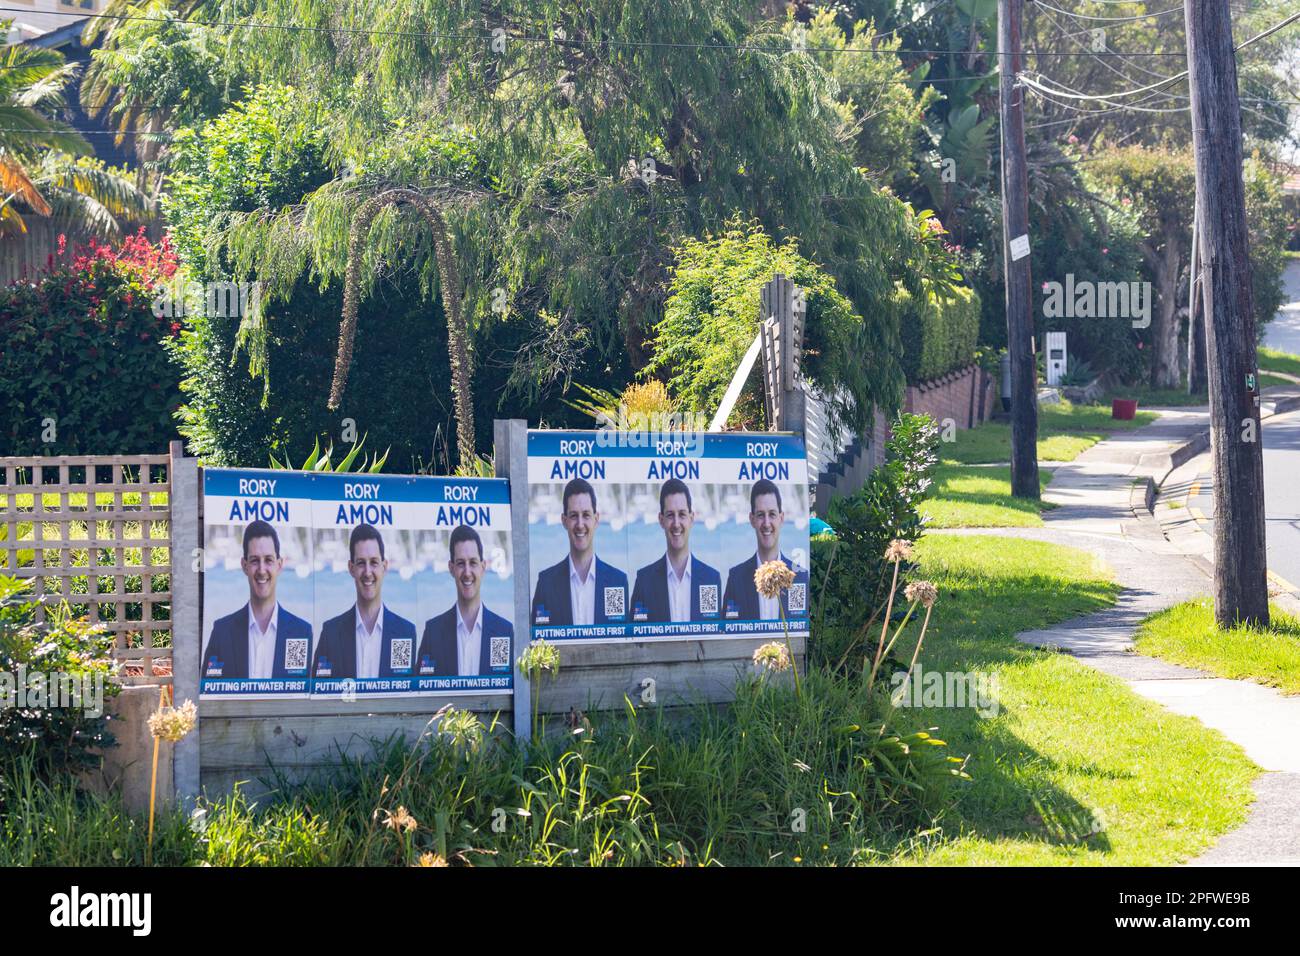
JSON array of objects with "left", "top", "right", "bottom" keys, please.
[{"left": 0, "top": 34, "right": 153, "bottom": 238}]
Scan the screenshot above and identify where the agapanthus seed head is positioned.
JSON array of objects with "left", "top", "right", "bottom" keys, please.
[
  {"left": 754, "top": 560, "right": 796, "bottom": 598},
  {"left": 884, "top": 539, "right": 915, "bottom": 563},
  {"left": 148, "top": 699, "right": 197, "bottom": 742},
  {"left": 904, "top": 580, "right": 939, "bottom": 608},
  {"left": 752, "top": 641, "right": 792, "bottom": 672},
  {"left": 382, "top": 805, "right": 418, "bottom": 833}
]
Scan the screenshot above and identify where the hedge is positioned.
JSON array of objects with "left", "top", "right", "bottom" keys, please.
[
  {"left": 896, "top": 281, "right": 980, "bottom": 384},
  {"left": 0, "top": 232, "right": 182, "bottom": 456}
]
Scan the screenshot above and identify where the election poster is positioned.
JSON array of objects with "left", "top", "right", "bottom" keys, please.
[
  {"left": 200, "top": 469, "right": 314, "bottom": 697},
  {"left": 200, "top": 469, "right": 515, "bottom": 698},
  {"left": 526, "top": 430, "right": 810, "bottom": 644}
]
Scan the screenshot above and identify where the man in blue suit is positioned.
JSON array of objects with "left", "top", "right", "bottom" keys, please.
[
  {"left": 311, "top": 524, "right": 417, "bottom": 679},
  {"left": 417, "top": 525, "right": 513, "bottom": 676},
  {"left": 630, "top": 478, "right": 721, "bottom": 623},
  {"left": 722, "top": 479, "right": 810, "bottom": 621},
  {"left": 532, "top": 477, "right": 628, "bottom": 627},
  {"left": 202, "top": 520, "right": 312, "bottom": 680}
]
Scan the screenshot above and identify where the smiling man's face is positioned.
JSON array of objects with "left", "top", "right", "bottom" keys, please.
[
  {"left": 449, "top": 539, "right": 483, "bottom": 605},
  {"left": 241, "top": 534, "right": 283, "bottom": 602},
  {"left": 658, "top": 492, "right": 694, "bottom": 554},
  {"left": 349, "top": 538, "right": 387, "bottom": 604},
  {"left": 562, "top": 492, "right": 599, "bottom": 560},
  {"left": 749, "top": 492, "right": 783, "bottom": 554}
]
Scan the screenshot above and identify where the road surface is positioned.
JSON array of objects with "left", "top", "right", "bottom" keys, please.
[{"left": 1189, "top": 257, "right": 1300, "bottom": 586}]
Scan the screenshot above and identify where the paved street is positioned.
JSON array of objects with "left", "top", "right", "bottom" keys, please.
[
  {"left": 1263, "top": 257, "right": 1300, "bottom": 355},
  {"left": 1186, "top": 408, "right": 1300, "bottom": 588},
  {"left": 1187, "top": 259, "right": 1300, "bottom": 588}
]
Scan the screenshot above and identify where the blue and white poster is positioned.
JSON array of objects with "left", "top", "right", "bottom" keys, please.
[
  {"left": 526, "top": 431, "right": 811, "bottom": 644},
  {"left": 201, "top": 469, "right": 514, "bottom": 698}
]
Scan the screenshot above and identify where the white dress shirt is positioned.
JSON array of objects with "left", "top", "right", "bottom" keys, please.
[
  {"left": 456, "top": 605, "right": 482, "bottom": 675},
  {"left": 758, "top": 554, "right": 782, "bottom": 620},
  {"left": 247, "top": 604, "right": 279, "bottom": 679},
  {"left": 355, "top": 606, "right": 384, "bottom": 679},
  {"left": 569, "top": 556, "right": 596, "bottom": 626},
  {"left": 666, "top": 557, "right": 692, "bottom": 623}
]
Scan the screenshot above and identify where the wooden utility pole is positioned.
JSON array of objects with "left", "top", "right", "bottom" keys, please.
[
  {"left": 1185, "top": 0, "right": 1269, "bottom": 628},
  {"left": 999, "top": 0, "right": 1039, "bottom": 499}
]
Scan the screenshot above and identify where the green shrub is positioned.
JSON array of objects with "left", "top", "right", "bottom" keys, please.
[
  {"left": 0, "top": 232, "right": 181, "bottom": 455},
  {"left": 1245, "top": 155, "right": 1289, "bottom": 342},
  {"left": 0, "top": 576, "right": 120, "bottom": 795},
  {"left": 648, "top": 222, "right": 904, "bottom": 440},
  {"left": 896, "top": 281, "right": 981, "bottom": 384},
  {"left": 812, "top": 413, "right": 940, "bottom": 669}
]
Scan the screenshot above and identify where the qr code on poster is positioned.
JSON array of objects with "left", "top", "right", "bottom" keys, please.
[
  {"left": 699, "top": 584, "right": 718, "bottom": 615},
  {"left": 788, "top": 583, "right": 807, "bottom": 614},
  {"left": 390, "top": 639, "right": 412, "bottom": 671},
  {"left": 490, "top": 637, "right": 510, "bottom": 669},
  {"left": 604, "top": 586, "right": 625, "bottom": 618},
  {"left": 284, "top": 638, "right": 308, "bottom": 671}
]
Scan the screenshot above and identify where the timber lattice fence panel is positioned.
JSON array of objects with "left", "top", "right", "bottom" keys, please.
[{"left": 0, "top": 454, "right": 173, "bottom": 686}]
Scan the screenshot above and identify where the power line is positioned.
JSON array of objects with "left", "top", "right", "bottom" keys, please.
[{"left": 1031, "top": 0, "right": 1184, "bottom": 23}]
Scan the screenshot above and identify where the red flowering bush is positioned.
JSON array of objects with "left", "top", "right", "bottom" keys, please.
[{"left": 0, "top": 230, "right": 183, "bottom": 455}]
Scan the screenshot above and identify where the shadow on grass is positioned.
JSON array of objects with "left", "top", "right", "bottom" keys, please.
[{"left": 883, "top": 536, "right": 1125, "bottom": 857}]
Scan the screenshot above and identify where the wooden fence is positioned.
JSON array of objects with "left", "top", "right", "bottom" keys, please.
[{"left": 0, "top": 449, "right": 176, "bottom": 685}]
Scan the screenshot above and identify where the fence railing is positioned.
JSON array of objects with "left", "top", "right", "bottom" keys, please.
[{"left": 0, "top": 452, "right": 174, "bottom": 685}]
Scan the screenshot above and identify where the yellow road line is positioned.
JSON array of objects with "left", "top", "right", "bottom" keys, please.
[{"left": 1268, "top": 570, "right": 1300, "bottom": 595}]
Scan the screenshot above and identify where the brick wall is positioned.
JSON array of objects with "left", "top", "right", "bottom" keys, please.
[{"left": 813, "top": 364, "right": 994, "bottom": 513}]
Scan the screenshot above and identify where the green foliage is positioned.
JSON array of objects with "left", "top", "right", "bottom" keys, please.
[
  {"left": 0, "top": 577, "right": 120, "bottom": 793},
  {"left": 83, "top": 0, "right": 240, "bottom": 143},
  {"left": 163, "top": 85, "right": 334, "bottom": 277},
  {"left": 649, "top": 223, "right": 902, "bottom": 438},
  {"left": 1245, "top": 155, "right": 1289, "bottom": 339},
  {"left": 268, "top": 436, "right": 388, "bottom": 473},
  {"left": 204, "top": 0, "right": 951, "bottom": 422},
  {"left": 166, "top": 275, "right": 453, "bottom": 472},
  {"left": 813, "top": 413, "right": 940, "bottom": 666},
  {"left": 0, "top": 232, "right": 181, "bottom": 455},
  {"left": 164, "top": 88, "right": 461, "bottom": 471},
  {"left": 896, "top": 281, "right": 981, "bottom": 383},
  {"left": 804, "top": 10, "right": 938, "bottom": 188}
]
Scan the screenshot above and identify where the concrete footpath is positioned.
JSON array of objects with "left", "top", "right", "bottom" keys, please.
[{"left": 953, "top": 394, "right": 1300, "bottom": 865}]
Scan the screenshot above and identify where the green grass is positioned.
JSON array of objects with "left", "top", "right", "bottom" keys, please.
[
  {"left": 1, "top": 535, "right": 1256, "bottom": 866},
  {"left": 891, "top": 535, "right": 1257, "bottom": 865},
  {"left": 1100, "top": 386, "right": 1209, "bottom": 408},
  {"left": 942, "top": 399, "right": 1157, "bottom": 466},
  {"left": 922, "top": 465, "right": 1055, "bottom": 528},
  {"left": 1260, "top": 373, "right": 1293, "bottom": 389},
  {"left": 1136, "top": 599, "right": 1300, "bottom": 694},
  {"left": 1259, "top": 346, "right": 1300, "bottom": 378}
]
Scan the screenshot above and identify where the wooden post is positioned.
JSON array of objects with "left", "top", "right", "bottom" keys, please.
[
  {"left": 999, "top": 0, "right": 1040, "bottom": 500},
  {"left": 494, "top": 420, "right": 533, "bottom": 740},
  {"left": 760, "top": 273, "right": 807, "bottom": 435},
  {"left": 1184, "top": 0, "right": 1269, "bottom": 627},
  {"left": 169, "top": 440, "right": 201, "bottom": 806}
]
